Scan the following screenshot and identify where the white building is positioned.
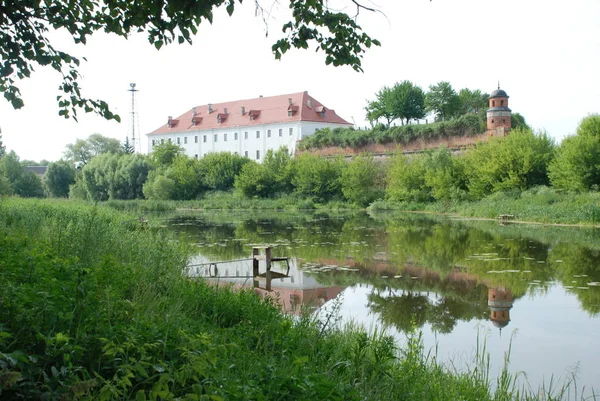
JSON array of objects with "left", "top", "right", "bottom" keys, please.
[{"left": 146, "top": 91, "right": 352, "bottom": 161}]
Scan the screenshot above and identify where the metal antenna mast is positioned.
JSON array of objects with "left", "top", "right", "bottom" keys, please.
[{"left": 128, "top": 83, "right": 139, "bottom": 153}]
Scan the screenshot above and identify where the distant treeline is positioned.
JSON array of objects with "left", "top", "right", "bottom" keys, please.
[{"left": 1, "top": 115, "right": 598, "bottom": 213}]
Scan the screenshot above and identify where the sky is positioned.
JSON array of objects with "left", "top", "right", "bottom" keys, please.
[{"left": 1, "top": 0, "right": 599, "bottom": 162}]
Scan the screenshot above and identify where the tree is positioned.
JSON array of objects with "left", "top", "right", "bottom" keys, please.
[
  {"left": 426, "top": 82, "right": 461, "bottom": 121},
  {"left": 365, "top": 87, "right": 395, "bottom": 126},
  {"left": 122, "top": 137, "right": 135, "bottom": 155},
  {"left": 0, "top": 151, "right": 44, "bottom": 197},
  {"left": 0, "top": 127, "right": 5, "bottom": 158},
  {"left": 1, "top": 1, "right": 379, "bottom": 120},
  {"left": 43, "top": 160, "right": 77, "bottom": 197},
  {"left": 511, "top": 113, "right": 529, "bottom": 130},
  {"left": 386, "top": 153, "right": 430, "bottom": 202},
  {"left": 151, "top": 141, "right": 183, "bottom": 167},
  {"left": 234, "top": 161, "right": 276, "bottom": 198},
  {"left": 197, "top": 152, "right": 250, "bottom": 191},
  {"left": 464, "top": 128, "right": 555, "bottom": 199},
  {"left": 340, "top": 154, "right": 385, "bottom": 206},
  {"left": 549, "top": 114, "right": 600, "bottom": 191},
  {"left": 64, "top": 133, "right": 122, "bottom": 165},
  {"left": 110, "top": 154, "right": 153, "bottom": 199},
  {"left": 457, "top": 88, "right": 489, "bottom": 115},
  {"left": 292, "top": 154, "right": 343, "bottom": 201},
  {"left": 390, "top": 81, "right": 426, "bottom": 125}
]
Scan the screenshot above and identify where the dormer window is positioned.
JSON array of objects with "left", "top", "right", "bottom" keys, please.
[
  {"left": 248, "top": 110, "right": 260, "bottom": 121},
  {"left": 167, "top": 116, "right": 179, "bottom": 128},
  {"left": 192, "top": 115, "right": 203, "bottom": 126},
  {"left": 288, "top": 104, "right": 299, "bottom": 117},
  {"left": 315, "top": 105, "right": 326, "bottom": 118},
  {"left": 217, "top": 113, "right": 227, "bottom": 124}
]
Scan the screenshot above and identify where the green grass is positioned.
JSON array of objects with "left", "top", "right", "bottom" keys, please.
[
  {"left": 103, "top": 191, "right": 359, "bottom": 212},
  {"left": 1, "top": 198, "right": 594, "bottom": 400},
  {"left": 369, "top": 187, "right": 600, "bottom": 225}
]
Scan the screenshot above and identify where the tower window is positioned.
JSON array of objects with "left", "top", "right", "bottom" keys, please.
[
  {"left": 492, "top": 119, "right": 495, "bottom": 124},
  {"left": 492, "top": 100, "right": 496, "bottom": 107},
  {"left": 501, "top": 100, "right": 504, "bottom": 106}
]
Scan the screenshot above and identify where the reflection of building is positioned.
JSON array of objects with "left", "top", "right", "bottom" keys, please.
[
  {"left": 488, "top": 287, "right": 513, "bottom": 331},
  {"left": 188, "top": 255, "right": 344, "bottom": 315}
]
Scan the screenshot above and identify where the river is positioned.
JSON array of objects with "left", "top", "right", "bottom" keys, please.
[{"left": 164, "top": 210, "right": 600, "bottom": 394}]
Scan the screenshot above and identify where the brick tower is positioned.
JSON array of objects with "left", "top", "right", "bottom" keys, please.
[{"left": 486, "top": 84, "right": 511, "bottom": 135}]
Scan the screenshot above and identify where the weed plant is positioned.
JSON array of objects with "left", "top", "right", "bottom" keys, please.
[{"left": 1, "top": 199, "right": 594, "bottom": 400}]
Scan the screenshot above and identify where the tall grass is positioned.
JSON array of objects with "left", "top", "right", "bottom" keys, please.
[{"left": 0, "top": 199, "right": 595, "bottom": 400}]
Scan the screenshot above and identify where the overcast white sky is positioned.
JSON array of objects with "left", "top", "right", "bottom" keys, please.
[{"left": 1, "top": 0, "right": 599, "bottom": 162}]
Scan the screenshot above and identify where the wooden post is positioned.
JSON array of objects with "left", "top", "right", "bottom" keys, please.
[{"left": 252, "top": 247, "right": 260, "bottom": 287}]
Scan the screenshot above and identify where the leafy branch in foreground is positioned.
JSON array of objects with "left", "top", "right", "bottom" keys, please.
[{"left": 0, "top": 0, "right": 380, "bottom": 121}]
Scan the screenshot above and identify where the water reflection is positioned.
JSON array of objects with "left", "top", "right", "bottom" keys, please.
[
  {"left": 166, "top": 211, "right": 600, "bottom": 392},
  {"left": 188, "top": 254, "right": 344, "bottom": 315}
]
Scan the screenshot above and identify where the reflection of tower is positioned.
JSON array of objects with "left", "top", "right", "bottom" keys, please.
[
  {"left": 127, "top": 83, "right": 140, "bottom": 153},
  {"left": 488, "top": 287, "right": 513, "bottom": 333},
  {"left": 486, "top": 84, "right": 511, "bottom": 136}
]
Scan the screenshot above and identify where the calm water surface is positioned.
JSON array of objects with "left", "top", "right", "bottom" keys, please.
[{"left": 164, "top": 210, "right": 600, "bottom": 393}]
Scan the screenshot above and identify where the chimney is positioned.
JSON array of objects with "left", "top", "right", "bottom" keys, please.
[
  {"left": 208, "top": 103, "right": 213, "bottom": 113},
  {"left": 307, "top": 98, "right": 312, "bottom": 109},
  {"left": 288, "top": 98, "right": 292, "bottom": 105},
  {"left": 259, "top": 95, "right": 263, "bottom": 98},
  {"left": 224, "top": 107, "right": 228, "bottom": 114},
  {"left": 167, "top": 116, "right": 173, "bottom": 128},
  {"left": 241, "top": 106, "right": 245, "bottom": 115},
  {"left": 192, "top": 107, "right": 197, "bottom": 116}
]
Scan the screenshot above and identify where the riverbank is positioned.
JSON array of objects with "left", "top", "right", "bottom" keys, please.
[
  {"left": 100, "top": 188, "right": 600, "bottom": 227},
  {"left": 369, "top": 187, "right": 600, "bottom": 226},
  {"left": 1, "top": 198, "right": 587, "bottom": 400}
]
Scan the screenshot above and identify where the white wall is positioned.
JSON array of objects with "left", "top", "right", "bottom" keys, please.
[{"left": 147, "top": 121, "right": 351, "bottom": 162}]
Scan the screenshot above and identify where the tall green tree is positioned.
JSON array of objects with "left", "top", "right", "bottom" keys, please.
[
  {"left": 122, "top": 137, "right": 135, "bottom": 155},
  {"left": 390, "top": 81, "right": 427, "bottom": 125},
  {"left": 511, "top": 113, "right": 529, "bottom": 130},
  {"left": 151, "top": 141, "right": 183, "bottom": 167},
  {"left": 340, "top": 153, "right": 385, "bottom": 206},
  {"left": 197, "top": 152, "right": 250, "bottom": 191},
  {"left": 457, "top": 88, "right": 489, "bottom": 115},
  {"left": 426, "top": 82, "right": 461, "bottom": 121},
  {"left": 549, "top": 114, "right": 600, "bottom": 191},
  {"left": 1, "top": 1, "right": 379, "bottom": 119},
  {"left": 464, "top": 128, "right": 555, "bottom": 199},
  {"left": 64, "top": 133, "right": 122, "bottom": 165},
  {"left": 292, "top": 154, "right": 344, "bottom": 201},
  {"left": 43, "top": 160, "right": 77, "bottom": 197},
  {"left": 0, "top": 128, "right": 5, "bottom": 158},
  {"left": 365, "top": 86, "right": 395, "bottom": 126},
  {"left": 0, "top": 151, "right": 44, "bottom": 197}
]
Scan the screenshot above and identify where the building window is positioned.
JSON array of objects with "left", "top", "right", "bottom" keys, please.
[
  {"left": 184, "top": 137, "right": 187, "bottom": 144},
  {"left": 152, "top": 139, "right": 156, "bottom": 146},
  {"left": 244, "top": 151, "right": 248, "bottom": 157},
  {"left": 256, "top": 130, "right": 260, "bottom": 139},
  {"left": 203, "top": 135, "right": 207, "bottom": 143},
  {"left": 194, "top": 154, "right": 198, "bottom": 159},
  {"left": 195, "top": 136, "right": 198, "bottom": 143},
  {"left": 279, "top": 128, "right": 283, "bottom": 137},
  {"left": 161, "top": 139, "right": 165, "bottom": 144},
  {"left": 256, "top": 150, "right": 260, "bottom": 160},
  {"left": 267, "top": 129, "right": 271, "bottom": 138},
  {"left": 214, "top": 134, "right": 218, "bottom": 142},
  {"left": 168, "top": 138, "right": 172, "bottom": 143},
  {"left": 289, "top": 127, "right": 293, "bottom": 136},
  {"left": 234, "top": 152, "right": 238, "bottom": 155},
  {"left": 235, "top": 132, "right": 238, "bottom": 140},
  {"left": 176, "top": 137, "right": 180, "bottom": 144},
  {"left": 244, "top": 132, "right": 248, "bottom": 139},
  {"left": 224, "top": 133, "right": 228, "bottom": 141}
]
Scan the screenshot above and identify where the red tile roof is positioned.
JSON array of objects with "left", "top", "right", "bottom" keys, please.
[{"left": 149, "top": 91, "right": 351, "bottom": 135}]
